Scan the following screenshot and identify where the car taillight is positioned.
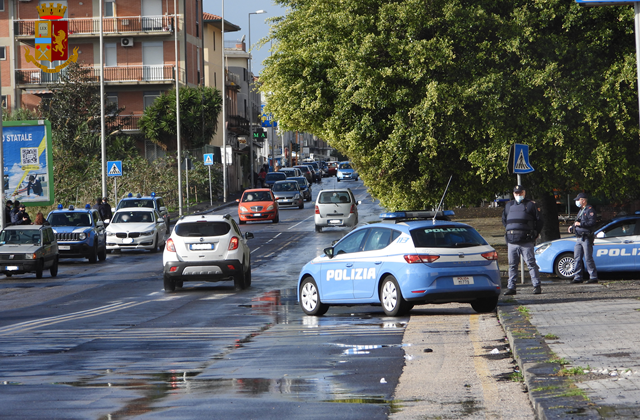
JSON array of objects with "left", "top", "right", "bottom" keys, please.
[
  {"left": 166, "top": 238, "right": 176, "bottom": 252},
  {"left": 228, "top": 236, "right": 239, "bottom": 250},
  {"left": 482, "top": 251, "right": 498, "bottom": 261},
  {"left": 315, "top": 205, "right": 319, "bottom": 214},
  {"left": 350, "top": 204, "right": 356, "bottom": 213},
  {"left": 404, "top": 254, "right": 440, "bottom": 264}
]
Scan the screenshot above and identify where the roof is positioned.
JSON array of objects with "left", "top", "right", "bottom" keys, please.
[{"left": 203, "top": 12, "right": 241, "bottom": 32}]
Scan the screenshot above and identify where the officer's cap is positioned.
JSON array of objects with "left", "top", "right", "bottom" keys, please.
[
  {"left": 573, "top": 192, "right": 588, "bottom": 201},
  {"left": 513, "top": 185, "right": 525, "bottom": 193}
]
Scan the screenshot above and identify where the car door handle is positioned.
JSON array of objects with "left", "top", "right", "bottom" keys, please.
[
  {"left": 346, "top": 263, "right": 353, "bottom": 267},
  {"left": 624, "top": 240, "right": 634, "bottom": 244},
  {"left": 374, "top": 261, "right": 382, "bottom": 265}
]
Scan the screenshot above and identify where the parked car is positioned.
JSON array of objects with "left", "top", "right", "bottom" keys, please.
[
  {"left": 47, "top": 204, "right": 107, "bottom": 263},
  {"left": 293, "top": 165, "right": 314, "bottom": 184},
  {"left": 236, "top": 188, "right": 279, "bottom": 224},
  {"left": 298, "top": 211, "right": 501, "bottom": 316},
  {"left": 0, "top": 224, "right": 59, "bottom": 278},
  {"left": 314, "top": 188, "right": 360, "bottom": 232},
  {"left": 265, "top": 172, "right": 287, "bottom": 188},
  {"left": 290, "top": 176, "right": 312, "bottom": 202},
  {"left": 336, "top": 162, "right": 359, "bottom": 182},
  {"left": 272, "top": 180, "right": 304, "bottom": 209},
  {"left": 116, "top": 193, "right": 170, "bottom": 234},
  {"left": 162, "top": 214, "right": 254, "bottom": 292},
  {"left": 106, "top": 208, "right": 167, "bottom": 253},
  {"left": 535, "top": 214, "right": 640, "bottom": 279}
]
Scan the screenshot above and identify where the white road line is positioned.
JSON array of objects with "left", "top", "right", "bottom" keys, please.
[{"left": 288, "top": 215, "right": 314, "bottom": 230}]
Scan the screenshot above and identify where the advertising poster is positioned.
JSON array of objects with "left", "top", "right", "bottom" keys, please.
[{"left": 2, "top": 120, "right": 54, "bottom": 206}]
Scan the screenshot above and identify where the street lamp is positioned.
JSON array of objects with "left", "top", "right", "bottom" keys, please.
[{"left": 248, "top": 9, "right": 266, "bottom": 188}]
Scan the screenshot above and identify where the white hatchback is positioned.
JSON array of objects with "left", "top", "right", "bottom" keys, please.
[
  {"left": 314, "top": 189, "right": 360, "bottom": 232},
  {"left": 162, "top": 214, "right": 253, "bottom": 292}
]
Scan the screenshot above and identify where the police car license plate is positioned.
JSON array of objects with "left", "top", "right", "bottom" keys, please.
[
  {"left": 59, "top": 245, "right": 71, "bottom": 251},
  {"left": 5, "top": 266, "right": 18, "bottom": 271},
  {"left": 453, "top": 276, "right": 474, "bottom": 285},
  {"left": 190, "top": 243, "right": 214, "bottom": 250},
  {"left": 123, "top": 238, "right": 134, "bottom": 244}
]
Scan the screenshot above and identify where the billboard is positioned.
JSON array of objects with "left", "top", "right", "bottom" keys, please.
[{"left": 2, "top": 120, "right": 54, "bottom": 206}]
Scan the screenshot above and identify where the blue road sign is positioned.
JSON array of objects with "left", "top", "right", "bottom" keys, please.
[
  {"left": 204, "top": 153, "right": 214, "bottom": 166},
  {"left": 511, "top": 144, "right": 534, "bottom": 174},
  {"left": 107, "top": 161, "right": 123, "bottom": 177}
]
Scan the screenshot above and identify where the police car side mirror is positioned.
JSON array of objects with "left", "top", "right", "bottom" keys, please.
[
  {"left": 96, "top": 221, "right": 104, "bottom": 227},
  {"left": 324, "top": 247, "right": 334, "bottom": 259},
  {"left": 245, "top": 232, "right": 254, "bottom": 240},
  {"left": 596, "top": 231, "right": 605, "bottom": 239},
  {"left": 160, "top": 206, "right": 167, "bottom": 212}
]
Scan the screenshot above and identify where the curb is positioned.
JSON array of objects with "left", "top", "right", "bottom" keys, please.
[{"left": 497, "top": 304, "right": 601, "bottom": 419}]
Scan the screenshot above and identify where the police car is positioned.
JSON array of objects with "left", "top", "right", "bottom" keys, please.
[
  {"left": 116, "top": 193, "right": 170, "bottom": 234},
  {"left": 535, "top": 215, "right": 640, "bottom": 279},
  {"left": 297, "top": 211, "right": 501, "bottom": 316},
  {"left": 47, "top": 204, "right": 107, "bottom": 263}
]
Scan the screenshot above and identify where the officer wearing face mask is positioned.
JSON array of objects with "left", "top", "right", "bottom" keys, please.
[
  {"left": 569, "top": 192, "right": 598, "bottom": 284},
  {"left": 502, "top": 185, "right": 544, "bottom": 295}
]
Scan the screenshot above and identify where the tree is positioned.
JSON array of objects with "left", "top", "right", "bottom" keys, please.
[
  {"left": 138, "top": 86, "right": 223, "bottom": 151},
  {"left": 260, "top": 0, "right": 640, "bottom": 241}
]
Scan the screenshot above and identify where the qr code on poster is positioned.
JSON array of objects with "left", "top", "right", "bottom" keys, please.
[{"left": 21, "top": 148, "right": 39, "bottom": 166}]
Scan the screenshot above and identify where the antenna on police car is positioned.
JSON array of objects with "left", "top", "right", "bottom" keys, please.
[{"left": 433, "top": 175, "right": 453, "bottom": 223}]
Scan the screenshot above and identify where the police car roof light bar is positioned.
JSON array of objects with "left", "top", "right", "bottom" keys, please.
[
  {"left": 379, "top": 210, "right": 455, "bottom": 223},
  {"left": 433, "top": 175, "right": 453, "bottom": 223},
  {"left": 85, "top": 204, "right": 91, "bottom": 209},
  {"left": 57, "top": 204, "right": 63, "bottom": 209}
]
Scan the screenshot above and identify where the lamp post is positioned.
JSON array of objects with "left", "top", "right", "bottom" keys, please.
[{"left": 248, "top": 10, "right": 266, "bottom": 188}]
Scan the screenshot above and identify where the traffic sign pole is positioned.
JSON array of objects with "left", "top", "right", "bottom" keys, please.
[{"left": 209, "top": 166, "right": 212, "bottom": 206}]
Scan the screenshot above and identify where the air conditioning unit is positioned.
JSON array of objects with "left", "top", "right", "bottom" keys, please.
[{"left": 120, "top": 37, "right": 134, "bottom": 47}]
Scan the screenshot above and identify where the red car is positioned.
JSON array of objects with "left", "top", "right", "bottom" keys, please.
[
  {"left": 237, "top": 188, "right": 279, "bottom": 224},
  {"left": 327, "top": 162, "right": 338, "bottom": 176}
]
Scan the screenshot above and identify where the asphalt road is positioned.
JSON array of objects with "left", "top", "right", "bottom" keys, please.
[{"left": 0, "top": 177, "right": 534, "bottom": 419}]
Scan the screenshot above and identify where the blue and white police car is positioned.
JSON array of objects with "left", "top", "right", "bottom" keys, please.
[
  {"left": 535, "top": 215, "right": 640, "bottom": 279},
  {"left": 297, "top": 211, "right": 501, "bottom": 316},
  {"left": 47, "top": 204, "right": 107, "bottom": 263}
]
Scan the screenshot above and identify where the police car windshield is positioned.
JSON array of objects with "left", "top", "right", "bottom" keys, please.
[
  {"left": 48, "top": 212, "right": 92, "bottom": 227},
  {"left": 410, "top": 226, "right": 487, "bottom": 248},
  {"left": 118, "top": 199, "right": 154, "bottom": 209},
  {"left": 175, "top": 222, "right": 231, "bottom": 237},
  {"left": 113, "top": 211, "right": 154, "bottom": 223}
]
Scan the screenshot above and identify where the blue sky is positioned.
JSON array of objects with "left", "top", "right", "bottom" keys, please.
[{"left": 202, "top": 0, "right": 286, "bottom": 76}]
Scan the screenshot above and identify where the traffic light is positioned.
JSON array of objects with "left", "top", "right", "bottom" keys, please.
[{"left": 291, "top": 143, "right": 299, "bottom": 152}]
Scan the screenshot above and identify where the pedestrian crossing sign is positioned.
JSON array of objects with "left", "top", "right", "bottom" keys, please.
[
  {"left": 507, "top": 144, "right": 534, "bottom": 175},
  {"left": 203, "top": 153, "right": 214, "bottom": 166},
  {"left": 107, "top": 161, "right": 122, "bottom": 177}
]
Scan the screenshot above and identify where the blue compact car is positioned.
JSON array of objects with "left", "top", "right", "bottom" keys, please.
[
  {"left": 336, "top": 162, "right": 359, "bottom": 182},
  {"left": 535, "top": 215, "right": 640, "bottom": 279},
  {"left": 297, "top": 211, "right": 501, "bottom": 316}
]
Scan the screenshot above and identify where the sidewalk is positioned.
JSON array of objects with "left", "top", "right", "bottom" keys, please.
[{"left": 497, "top": 279, "right": 640, "bottom": 419}]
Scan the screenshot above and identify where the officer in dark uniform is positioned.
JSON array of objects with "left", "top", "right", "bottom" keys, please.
[
  {"left": 502, "top": 185, "right": 544, "bottom": 295},
  {"left": 569, "top": 192, "right": 598, "bottom": 284}
]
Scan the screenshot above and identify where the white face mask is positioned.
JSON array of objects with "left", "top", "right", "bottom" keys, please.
[
  {"left": 575, "top": 200, "right": 582, "bottom": 208},
  {"left": 515, "top": 195, "right": 524, "bottom": 204}
]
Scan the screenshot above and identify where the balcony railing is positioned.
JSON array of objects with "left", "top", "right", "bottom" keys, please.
[
  {"left": 109, "top": 115, "right": 142, "bottom": 132},
  {"left": 14, "top": 15, "right": 175, "bottom": 37},
  {"left": 16, "top": 65, "right": 185, "bottom": 85}
]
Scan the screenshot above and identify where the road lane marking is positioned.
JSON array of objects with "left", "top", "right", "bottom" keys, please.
[{"left": 288, "top": 215, "right": 313, "bottom": 230}]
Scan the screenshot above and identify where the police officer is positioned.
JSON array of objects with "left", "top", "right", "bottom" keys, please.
[
  {"left": 569, "top": 192, "right": 598, "bottom": 284},
  {"left": 502, "top": 185, "right": 544, "bottom": 295}
]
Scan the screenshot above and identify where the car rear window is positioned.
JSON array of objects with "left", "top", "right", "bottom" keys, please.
[
  {"left": 410, "top": 226, "right": 487, "bottom": 248},
  {"left": 295, "top": 166, "right": 309, "bottom": 173},
  {"left": 175, "top": 222, "right": 231, "bottom": 237},
  {"left": 319, "top": 191, "right": 351, "bottom": 204},
  {"left": 266, "top": 173, "right": 286, "bottom": 181}
]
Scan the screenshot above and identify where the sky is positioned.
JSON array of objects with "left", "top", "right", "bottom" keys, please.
[{"left": 202, "top": 0, "right": 287, "bottom": 76}]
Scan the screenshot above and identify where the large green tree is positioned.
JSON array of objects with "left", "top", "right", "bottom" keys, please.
[
  {"left": 261, "top": 0, "right": 640, "bottom": 241},
  {"left": 139, "top": 86, "right": 223, "bottom": 151}
]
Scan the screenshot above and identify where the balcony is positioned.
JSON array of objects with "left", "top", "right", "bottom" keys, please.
[
  {"left": 16, "top": 65, "right": 185, "bottom": 87},
  {"left": 14, "top": 15, "right": 175, "bottom": 38}
]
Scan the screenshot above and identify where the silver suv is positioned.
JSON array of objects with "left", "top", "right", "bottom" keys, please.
[
  {"left": 314, "top": 188, "right": 360, "bottom": 232},
  {"left": 162, "top": 214, "right": 253, "bottom": 292}
]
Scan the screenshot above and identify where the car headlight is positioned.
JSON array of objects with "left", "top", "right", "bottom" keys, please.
[
  {"left": 534, "top": 243, "right": 551, "bottom": 255},
  {"left": 294, "top": 194, "right": 300, "bottom": 199},
  {"left": 25, "top": 253, "right": 36, "bottom": 260},
  {"left": 239, "top": 206, "right": 249, "bottom": 212},
  {"left": 106, "top": 231, "right": 115, "bottom": 236},
  {"left": 141, "top": 230, "right": 154, "bottom": 236},
  {"left": 78, "top": 233, "right": 87, "bottom": 240},
  {"left": 267, "top": 205, "right": 274, "bottom": 211}
]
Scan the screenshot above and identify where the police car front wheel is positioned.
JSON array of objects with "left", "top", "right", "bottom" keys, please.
[
  {"left": 300, "top": 277, "right": 329, "bottom": 316},
  {"left": 554, "top": 252, "right": 575, "bottom": 280}
]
